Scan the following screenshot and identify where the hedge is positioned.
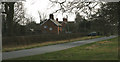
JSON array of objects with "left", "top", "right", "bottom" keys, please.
[{"left": 2, "top": 33, "right": 86, "bottom": 47}]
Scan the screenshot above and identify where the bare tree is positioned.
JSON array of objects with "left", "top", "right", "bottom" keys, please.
[
  {"left": 14, "top": 2, "right": 25, "bottom": 25},
  {"left": 14, "top": 1, "right": 30, "bottom": 25},
  {"left": 38, "top": 11, "right": 47, "bottom": 22},
  {"left": 49, "top": 0, "right": 104, "bottom": 19}
]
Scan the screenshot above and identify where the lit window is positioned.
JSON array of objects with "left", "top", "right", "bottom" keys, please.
[
  {"left": 49, "top": 27, "right": 52, "bottom": 30},
  {"left": 44, "top": 26, "right": 47, "bottom": 28}
]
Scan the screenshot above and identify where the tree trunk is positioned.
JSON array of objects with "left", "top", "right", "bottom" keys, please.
[{"left": 5, "top": 2, "right": 15, "bottom": 36}]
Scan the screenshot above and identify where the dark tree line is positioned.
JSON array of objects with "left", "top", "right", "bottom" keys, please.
[
  {"left": 49, "top": 0, "right": 119, "bottom": 36},
  {"left": 73, "top": 2, "right": 119, "bottom": 36},
  {"left": 2, "top": 2, "right": 34, "bottom": 36},
  {"left": 2, "top": 2, "right": 119, "bottom": 37}
]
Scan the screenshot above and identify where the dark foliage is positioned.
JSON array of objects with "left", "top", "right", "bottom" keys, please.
[{"left": 3, "top": 33, "right": 86, "bottom": 47}]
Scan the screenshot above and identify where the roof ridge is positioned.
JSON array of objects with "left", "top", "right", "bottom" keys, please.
[{"left": 51, "top": 19, "right": 62, "bottom": 26}]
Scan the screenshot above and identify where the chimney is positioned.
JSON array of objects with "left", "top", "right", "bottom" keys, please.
[
  {"left": 63, "top": 18, "right": 68, "bottom": 23},
  {"left": 49, "top": 14, "right": 54, "bottom": 20},
  {"left": 56, "top": 18, "right": 58, "bottom": 21}
]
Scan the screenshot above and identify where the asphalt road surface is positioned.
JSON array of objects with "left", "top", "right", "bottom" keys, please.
[{"left": 2, "top": 36, "right": 117, "bottom": 60}]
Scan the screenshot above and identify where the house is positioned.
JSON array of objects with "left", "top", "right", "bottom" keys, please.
[
  {"left": 40, "top": 14, "right": 62, "bottom": 34},
  {"left": 40, "top": 14, "right": 75, "bottom": 34}
]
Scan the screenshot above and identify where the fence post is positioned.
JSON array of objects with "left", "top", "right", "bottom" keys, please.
[{"left": 0, "top": 3, "right": 3, "bottom": 62}]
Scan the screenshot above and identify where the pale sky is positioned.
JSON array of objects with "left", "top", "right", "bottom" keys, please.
[
  {"left": 23, "top": 0, "right": 76, "bottom": 23},
  {"left": 23, "top": 0, "right": 101, "bottom": 23}
]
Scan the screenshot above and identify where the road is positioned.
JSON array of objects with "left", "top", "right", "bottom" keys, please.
[{"left": 2, "top": 36, "right": 117, "bottom": 60}]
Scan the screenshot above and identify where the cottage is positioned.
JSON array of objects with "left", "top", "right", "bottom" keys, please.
[
  {"left": 40, "top": 14, "right": 62, "bottom": 34},
  {"left": 40, "top": 14, "right": 77, "bottom": 34}
]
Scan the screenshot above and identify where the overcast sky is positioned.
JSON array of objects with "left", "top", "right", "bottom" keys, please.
[
  {"left": 23, "top": 0, "right": 76, "bottom": 23},
  {"left": 23, "top": 0, "right": 102, "bottom": 23}
]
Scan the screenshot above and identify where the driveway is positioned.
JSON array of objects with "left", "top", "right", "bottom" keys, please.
[{"left": 2, "top": 36, "right": 117, "bottom": 60}]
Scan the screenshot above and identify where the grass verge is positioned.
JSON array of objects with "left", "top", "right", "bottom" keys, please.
[
  {"left": 11, "top": 36, "right": 118, "bottom": 60},
  {"left": 3, "top": 36, "right": 101, "bottom": 52}
]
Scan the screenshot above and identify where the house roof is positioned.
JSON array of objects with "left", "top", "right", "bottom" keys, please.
[
  {"left": 51, "top": 19, "right": 62, "bottom": 26},
  {"left": 40, "top": 19, "right": 62, "bottom": 26},
  {"left": 58, "top": 21, "right": 75, "bottom": 24}
]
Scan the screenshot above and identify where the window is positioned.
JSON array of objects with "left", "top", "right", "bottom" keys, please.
[
  {"left": 49, "top": 27, "right": 52, "bottom": 31},
  {"left": 44, "top": 26, "right": 47, "bottom": 28}
]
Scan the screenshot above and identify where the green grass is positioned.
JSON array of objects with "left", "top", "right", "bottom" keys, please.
[
  {"left": 3, "top": 36, "right": 101, "bottom": 52},
  {"left": 11, "top": 37, "right": 118, "bottom": 60}
]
